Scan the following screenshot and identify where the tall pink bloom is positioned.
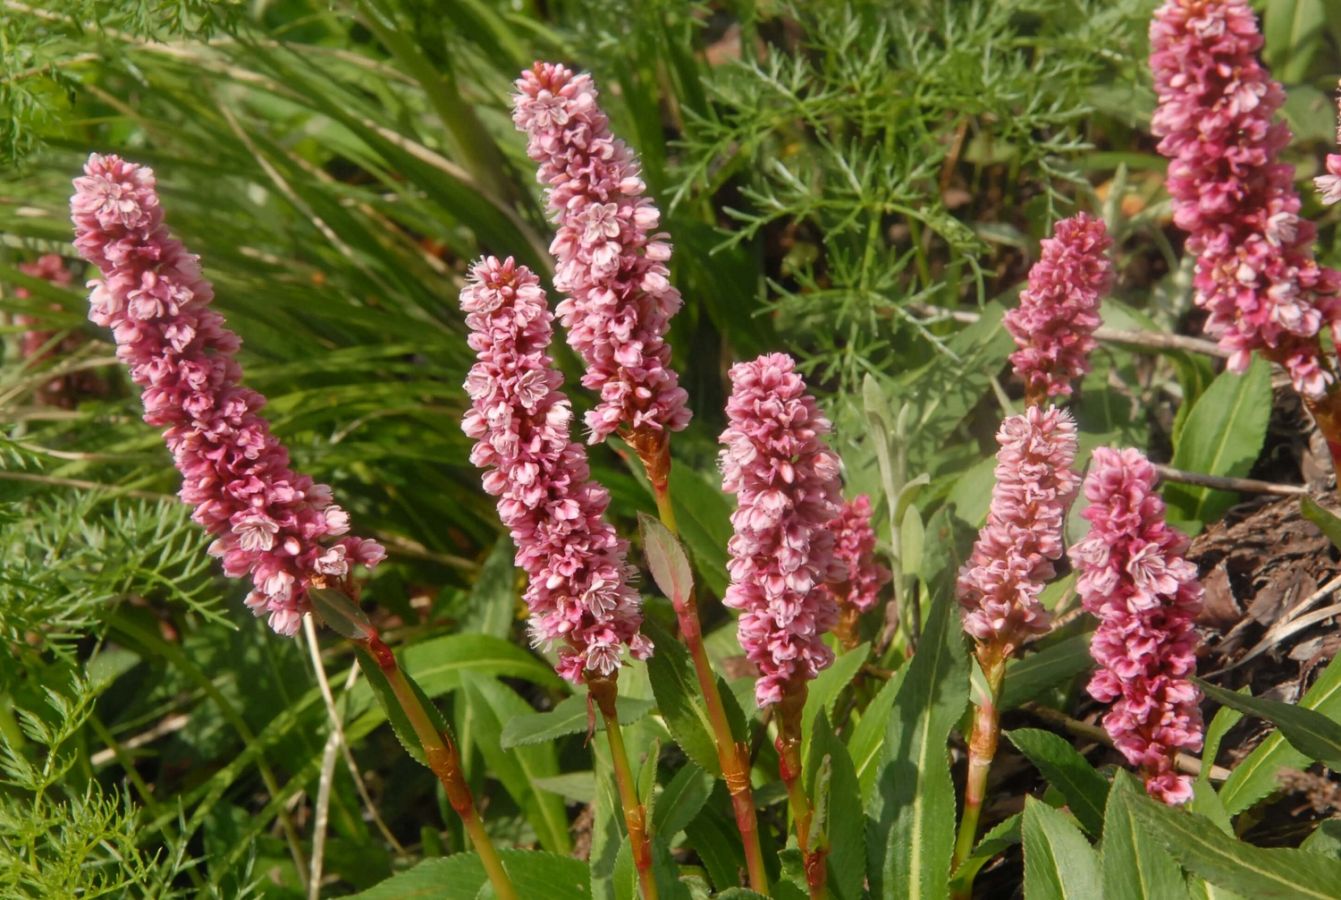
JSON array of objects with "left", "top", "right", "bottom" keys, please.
[
  {"left": 1005, "top": 213, "right": 1113, "bottom": 403},
  {"left": 70, "top": 154, "right": 384, "bottom": 637},
  {"left": 957, "top": 406, "right": 1080, "bottom": 652},
  {"left": 460, "top": 256, "right": 651, "bottom": 683},
  {"left": 1070, "top": 447, "right": 1203, "bottom": 805},
  {"left": 719, "top": 353, "right": 844, "bottom": 708},
  {"left": 1150, "top": 0, "right": 1341, "bottom": 399},
  {"left": 14, "top": 254, "right": 92, "bottom": 407},
  {"left": 829, "top": 495, "right": 889, "bottom": 615},
  {"left": 1316, "top": 81, "right": 1341, "bottom": 206},
  {"left": 512, "top": 62, "right": 691, "bottom": 446}
]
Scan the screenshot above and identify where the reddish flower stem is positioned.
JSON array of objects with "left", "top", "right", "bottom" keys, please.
[
  {"left": 631, "top": 429, "right": 770, "bottom": 894},
  {"left": 355, "top": 632, "right": 516, "bottom": 900},
  {"left": 777, "top": 685, "right": 827, "bottom": 900},
  {"left": 951, "top": 654, "right": 1006, "bottom": 899},
  {"left": 588, "top": 674, "right": 658, "bottom": 900}
]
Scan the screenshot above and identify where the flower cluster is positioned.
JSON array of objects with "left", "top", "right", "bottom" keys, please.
[
  {"left": 15, "top": 254, "right": 92, "bottom": 407},
  {"left": 828, "top": 495, "right": 889, "bottom": 615},
  {"left": 460, "top": 256, "right": 651, "bottom": 682},
  {"left": 70, "top": 153, "right": 384, "bottom": 636},
  {"left": 1004, "top": 213, "right": 1112, "bottom": 402},
  {"left": 1150, "top": 0, "right": 1341, "bottom": 398},
  {"left": 1316, "top": 82, "right": 1341, "bottom": 206},
  {"left": 513, "top": 62, "right": 691, "bottom": 444},
  {"left": 956, "top": 406, "right": 1080, "bottom": 651},
  {"left": 17, "top": 254, "right": 75, "bottom": 365},
  {"left": 1069, "top": 447, "right": 1204, "bottom": 805},
  {"left": 719, "top": 353, "right": 844, "bottom": 707}
]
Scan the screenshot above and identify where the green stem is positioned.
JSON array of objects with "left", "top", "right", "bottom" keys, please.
[
  {"left": 357, "top": 635, "right": 517, "bottom": 900},
  {"left": 778, "top": 686, "right": 826, "bottom": 900},
  {"left": 636, "top": 433, "right": 769, "bottom": 894},
  {"left": 590, "top": 675, "right": 658, "bottom": 900},
  {"left": 951, "top": 656, "right": 1006, "bottom": 898}
]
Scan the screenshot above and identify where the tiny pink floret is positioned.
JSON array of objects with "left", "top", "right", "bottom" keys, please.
[
  {"left": 828, "top": 495, "right": 889, "bottom": 615},
  {"left": 70, "top": 155, "right": 384, "bottom": 636},
  {"left": 719, "top": 353, "right": 844, "bottom": 708},
  {"left": 957, "top": 406, "right": 1080, "bottom": 648},
  {"left": 513, "top": 62, "right": 690, "bottom": 443},
  {"left": 460, "top": 256, "right": 651, "bottom": 683},
  {"left": 1069, "top": 447, "right": 1204, "bottom": 805},
  {"left": 1151, "top": 0, "right": 1341, "bottom": 399},
  {"left": 1005, "top": 213, "right": 1112, "bottom": 400}
]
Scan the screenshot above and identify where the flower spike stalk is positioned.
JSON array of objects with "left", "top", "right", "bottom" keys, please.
[
  {"left": 720, "top": 352, "right": 845, "bottom": 898},
  {"left": 458, "top": 256, "right": 656, "bottom": 897},
  {"left": 1151, "top": 0, "right": 1341, "bottom": 478},
  {"left": 1070, "top": 448, "right": 1204, "bottom": 804},
  {"left": 515, "top": 62, "right": 769, "bottom": 891},
  {"left": 71, "top": 153, "right": 514, "bottom": 898},
  {"left": 951, "top": 407, "right": 1080, "bottom": 887},
  {"left": 1005, "top": 212, "right": 1113, "bottom": 406}
]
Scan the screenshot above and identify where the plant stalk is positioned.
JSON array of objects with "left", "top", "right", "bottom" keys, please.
[
  {"left": 777, "top": 685, "right": 827, "bottom": 900},
  {"left": 357, "top": 634, "right": 516, "bottom": 900},
  {"left": 589, "top": 674, "right": 658, "bottom": 900},
  {"left": 951, "top": 654, "right": 1007, "bottom": 899},
  {"left": 630, "top": 427, "right": 769, "bottom": 894}
]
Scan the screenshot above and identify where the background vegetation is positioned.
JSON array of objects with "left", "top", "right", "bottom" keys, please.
[{"left": 5, "top": 0, "right": 1341, "bottom": 896}]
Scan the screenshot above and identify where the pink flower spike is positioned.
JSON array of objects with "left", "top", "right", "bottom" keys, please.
[
  {"left": 1069, "top": 446, "right": 1204, "bottom": 805},
  {"left": 513, "top": 62, "right": 691, "bottom": 444},
  {"left": 459, "top": 256, "right": 651, "bottom": 682},
  {"left": 1005, "top": 213, "right": 1113, "bottom": 403},
  {"left": 1150, "top": 0, "right": 1341, "bottom": 399},
  {"left": 70, "top": 153, "right": 384, "bottom": 636},
  {"left": 829, "top": 495, "right": 890, "bottom": 615},
  {"left": 719, "top": 352, "right": 844, "bottom": 708},
  {"left": 957, "top": 406, "right": 1080, "bottom": 652}
]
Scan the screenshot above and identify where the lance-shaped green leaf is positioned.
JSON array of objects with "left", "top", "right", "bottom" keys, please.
[
  {"left": 1101, "top": 771, "right": 1187, "bottom": 900},
  {"left": 350, "top": 642, "right": 447, "bottom": 767},
  {"left": 351, "top": 849, "right": 589, "bottom": 899},
  {"left": 866, "top": 592, "right": 969, "bottom": 899},
  {"left": 643, "top": 620, "right": 720, "bottom": 774},
  {"left": 1197, "top": 678, "right": 1341, "bottom": 771},
  {"left": 801, "top": 641, "right": 869, "bottom": 753},
  {"left": 653, "top": 763, "right": 713, "bottom": 839},
  {"left": 951, "top": 814, "right": 1021, "bottom": 887},
  {"left": 1129, "top": 785, "right": 1341, "bottom": 898},
  {"left": 1220, "top": 653, "right": 1341, "bottom": 813},
  {"left": 308, "top": 586, "right": 375, "bottom": 640},
  {"left": 639, "top": 512, "right": 694, "bottom": 606},
  {"left": 1300, "top": 496, "right": 1341, "bottom": 551},
  {"left": 1022, "top": 797, "right": 1102, "bottom": 899},
  {"left": 809, "top": 712, "right": 865, "bottom": 900},
  {"left": 1007, "top": 728, "right": 1108, "bottom": 837},
  {"left": 850, "top": 668, "right": 906, "bottom": 802},
  {"left": 459, "top": 674, "right": 570, "bottom": 854},
  {"left": 1000, "top": 631, "right": 1094, "bottom": 710},
  {"left": 500, "top": 692, "right": 654, "bottom": 749},
  {"left": 1164, "top": 358, "right": 1271, "bottom": 528}
]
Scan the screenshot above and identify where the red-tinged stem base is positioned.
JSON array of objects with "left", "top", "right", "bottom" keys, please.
[
  {"left": 589, "top": 673, "right": 658, "bottom": 900},
  {"left": 951, "top": 651, "right": 1007, "bottom": 900},
  {"left": 357, "top": 633, "right": 516, "bottom": 900},
  {"left": 777, "top": 685, "right": 827, "bottom": 900},
  {"left": 628, "top": 425, "right": 769, "bottom": 893}
]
